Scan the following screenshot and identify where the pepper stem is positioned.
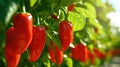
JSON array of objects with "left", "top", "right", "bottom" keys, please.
[
  {"left": 60, "top": 7, "right": 68, "bottom": 21},
  {"left": 22, "top": 0, "right": 26, "bottom": 13}
]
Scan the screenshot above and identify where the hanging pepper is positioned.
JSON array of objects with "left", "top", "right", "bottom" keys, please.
[
  {"left": 5, "top": 27, "right": 21, "bottom": 67},
  {"left": 28, "top": 26, "right": 46, "bottom": 62},
  {"left": 51, "top": 14, "right": 59, "bottom": 20},
  {"left": 89, "top": 52, "right": 95, "bottom": 65},
  {"left": 48, "top": 41, "right": 63, "bottom": 65},
  {"left": 59, "top": 20, "right": 73, "bottom": 51},
  {"left": 93, "top": 48, "right": 106, "bottom": 59},
  {"left": 5, "top": 46, "right": 21, "bottom": 67},
  {"left": 10, "top": 13, "right": 33, "bottom": 54},
  {"left": 71, "top": 44, "right": 89, "bottom": 63},
  {"left": 68, "top": 3, "right": 75, "bottom": 11},
  {"left": 71, "top": 46, "right": 79, "bottom": 60}
]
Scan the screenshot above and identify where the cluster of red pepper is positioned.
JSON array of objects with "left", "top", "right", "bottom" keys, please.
[
  {"left": 5, "top": 12, "right": 73, "bottom": 67},
  {"left": 71, "top": 43, "right": 106, "bottom": 64},
  {"left": 5, "top": 3, "right": 107, "bottom": 67},
  {"left": 5, "top": 13, "right": 46, "bottom": 67}
]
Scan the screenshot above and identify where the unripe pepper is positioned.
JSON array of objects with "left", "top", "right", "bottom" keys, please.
[
  {"left": 48, "top": 41, "right": 63, "bottom": 65},
  {"left": 5, "top": 27, "right": 21, "bottom": 67},
  {"left": 59, "top": 21, "right": 73, "bottom": 51},
  {"left": 28, "top": 26, "right": 46, "bottom": 62},
  {"left": 11, "top": 13, "right": 33, "bottom": 54}
]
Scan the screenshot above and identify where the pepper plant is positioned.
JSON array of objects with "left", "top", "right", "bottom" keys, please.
[{"left": 0, "top": 0, "right": 120, "bottom": 67}]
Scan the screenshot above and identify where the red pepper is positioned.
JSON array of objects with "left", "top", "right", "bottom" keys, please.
[
  {"left": 71, "top": 46, "right": 79, "bottom": 60},
  {"left": 55, "top": 44, "right": 63, "bottom": 65},
  {"left": 51, "top": 15, "right": 59, "bottom": 20},
  {"left": 77, "top": 44, "right": 89, "bottom": 62},
  {"left": 28, "top": 26, "right": 46, "bottom": 62},
  {"left": 68, "top": 3, "right": 75, "bottom": 11},
  {"left": 48, "top": 46, "right": 56, "bottom": 63},
  {"left": 59, "top": 20, "right": 73, "bottom": 51},
  {"left": 93, "top": 48, "right": 106, "bottom": 59},
  {"left": 5, "top": 46, "right": 21, "bottom": 67},
  {"left": 108, "top": 48, "right": 120, "bottom": 56},
  {"left": 48, "top": 41, "right": 63, "bottom": 65},
  {"left": 71, "top": 44, "right": 89, "bottom": 63},
  {"left": 11, "top": 13, "right": 33, "bottom": 54},
  {"left": 5, "top": 27, "right": 21, "bottom": 67},
  {"left": 89, "top": 52, "right": 95, "bottom": 65}
]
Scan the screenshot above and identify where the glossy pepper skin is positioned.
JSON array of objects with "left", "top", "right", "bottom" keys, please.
[
  {"left": 5, "top": 27, "right": 21, "bottom": 67},
  {"left": 12, "top": 13, "right": 33, "bottom": 54},
  {"left": 78, "top": 44, "right": 89, "bottom": 63},
  {"left": 71, "top": 44, "right": 89, "bottom": 63},
  {"left": 59, "top": 21, "right": 73, "bottom": 51},
  {"left": 48, "top": 41, "right": 63, "bottom": 65},
  {"left": 28, "top": 26, "right": 46, "bottom": 62},
  {"left": 71, "top": 46, "right": 79, "bottom": 60},
  {"left": 5, "top": 47, "right": 21, "bottom": 67},
  {"left": 68, "top": 3, "right": 75, "bottom": 11}
]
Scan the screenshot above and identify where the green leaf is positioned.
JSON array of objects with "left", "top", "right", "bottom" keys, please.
[
  {"left": 68, "top": 12, "right": 86, "bottom": 31},
  {"left": 89, "top": 18, "right": 105, "bottom": 35},
  {"left": 61, "top": 0, "right": 81, "bottom": 6},
  {"left": 61, "top": 57, "right": 73, "bottom": 67},
  {"left": 75, "top": 30, "right": 88, "bottom": 40},
  {"left": 44, "top": 60, "right": 50, "bottom": 67},
  {"left": 73, "top": 59, "right": 82, "bottom": 67},
  {"left": 46, "top": 30, "right": 62, "bottom": 49},
  {"left": 0, "top": 32, "right": 5, "bottom": 51},
  {"left": 84, "top": 2, "right": 96, "bottom": 18},
  {"left": 45, "top": 0, "right": 58, "bottom": 4},
  {"left": 52, "top": 32, "right": 62, "bottom": 49},
  {"left": 75, "top": 3, "right": 96, "bottom": 19},
  {"left": 87, "top": 27, "right": 96, "bottom": 40},
  {"left": 65, "top": 57, "right": 73, "bottom": 67},
  {"left": 75, "top": 7, "right": 87, "bottom": 17},
  {"left": 30, "top": 0, "right": 37, "bottom": 7},
  {"left": 43, "top": 59, "right": 50, "bottom": 67},
  {"left": 0, "top": 58, "right": 6, "bottom": 67},
  {"left": 88, "top": 44, "right": 94, "bottom": 50},
  {"left": 0, "top": 0, "right": 20, "bottom": 26},
  {"left": 89, "top": 19, "right": 100, "bottom": 27}
]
